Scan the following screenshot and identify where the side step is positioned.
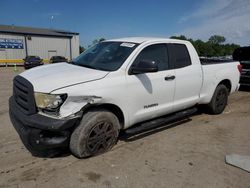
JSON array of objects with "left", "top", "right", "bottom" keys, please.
[{"left": 124, "top": 107, "right": 197, "bottom": 136}]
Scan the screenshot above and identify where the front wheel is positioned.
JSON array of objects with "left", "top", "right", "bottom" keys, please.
[
  {"left": 70, "top": 109, "right": 120, "bottom": 158},
  {"left": 206, "top": 84, "right": 229, "bottom": 114}
]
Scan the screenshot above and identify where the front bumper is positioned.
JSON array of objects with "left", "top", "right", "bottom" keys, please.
[{"left": 9, "top": 96, "right": 78, "bottom": 157}]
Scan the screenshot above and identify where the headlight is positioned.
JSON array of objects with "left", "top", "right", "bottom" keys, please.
[{"left": 34, "top": 92, "right": 67, "bottom": 111}]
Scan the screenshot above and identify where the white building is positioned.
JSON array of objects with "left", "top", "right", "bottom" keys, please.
[{"left": 0, "top": 25, "right": 79, "bottom": 61}]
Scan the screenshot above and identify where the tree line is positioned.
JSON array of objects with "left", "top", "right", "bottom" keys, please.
[
  {"left": 170, "top": 35, "right": 240, "bottom": 57},
  {"left": 80, "top": 35, "right": 240, "bottom": 57}
]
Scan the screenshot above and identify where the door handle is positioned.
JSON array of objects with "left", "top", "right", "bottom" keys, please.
[{"left": 164, "top": 75, "right": 175, "bottom": 81}]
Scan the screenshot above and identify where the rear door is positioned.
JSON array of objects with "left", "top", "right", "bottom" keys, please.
[
  {"left": 126, "top": 43, "right": 176, "bottom": 125},
  {"left": 168, "top": 43, "right": 202, "bottom": 111}
]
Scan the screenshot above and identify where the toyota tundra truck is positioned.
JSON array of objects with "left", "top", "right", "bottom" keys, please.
[{"left": 9, "top": 37, "right": 241, "bottom": 158}]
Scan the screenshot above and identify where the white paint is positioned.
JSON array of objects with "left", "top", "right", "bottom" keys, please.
[
  {"left": 120, "top": 42, "right": 136, "bottom": 48},
  {"left": 20, "top": 37, "right": 240, "bottom": 129}
]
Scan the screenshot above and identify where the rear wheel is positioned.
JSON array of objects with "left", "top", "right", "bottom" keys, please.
[
  {"left": 70, "top": 109, "right": 119, "bottom": 158},
  {"left": 207, "top": 84, "right": 229, "bottom": 114}
]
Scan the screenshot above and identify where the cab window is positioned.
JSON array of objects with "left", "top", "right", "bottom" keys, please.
[
  {"left": 168, "top": 44, "right": 191, "bottom": 68},
  {"left": 132, "top": 44, "right": 169, "bottom": 71}
]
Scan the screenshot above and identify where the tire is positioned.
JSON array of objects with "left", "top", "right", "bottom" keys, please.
[
  {"left": 70, "top": 109, "right": 120, "bottom": 158},
  {"left": 207, "top": 84, "right": 229, "bottom": 114}
]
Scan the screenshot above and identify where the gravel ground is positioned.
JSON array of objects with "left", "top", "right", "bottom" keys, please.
[{"left": 0, "top": 67, "right": 250, "bottom": 188}]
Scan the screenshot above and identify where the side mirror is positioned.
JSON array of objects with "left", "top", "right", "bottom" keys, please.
[{"left": 129, "top": 60, "right": 158, "bottom": 75}]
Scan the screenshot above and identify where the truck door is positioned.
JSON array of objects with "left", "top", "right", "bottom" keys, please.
[
  {"left": 126, "top": 43, "right": 176, "bottom": 125},
  {"left": 168, "top": 43, "right": 202, "bottom": 111}
]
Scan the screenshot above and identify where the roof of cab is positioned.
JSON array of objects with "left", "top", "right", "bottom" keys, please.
[{"left": 106, "top": 37, "right": 187, "bottom": 44}]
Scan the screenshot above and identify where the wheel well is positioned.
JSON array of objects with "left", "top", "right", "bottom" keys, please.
[
  {"left": 82, "top": 103, "right": 125, "bottom": 129},
  {"left": 218, "top": 79, "right": 232, "bottom": 93}
]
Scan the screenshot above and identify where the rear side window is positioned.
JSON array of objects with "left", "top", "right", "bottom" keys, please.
[
  {"left": 133, "top": 44, "right": 169, "bottom": 71},
  {"left": 169, "top": 44, "right": 191, "bottom": 68}
]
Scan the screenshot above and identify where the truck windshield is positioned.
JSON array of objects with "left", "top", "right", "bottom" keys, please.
[{"left": 72, "top": 42, "right": 138, "bottom": 71}]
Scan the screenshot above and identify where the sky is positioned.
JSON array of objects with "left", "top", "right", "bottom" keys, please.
[{"left": 1, "top": 0, "right": 250, "bottom": 47}]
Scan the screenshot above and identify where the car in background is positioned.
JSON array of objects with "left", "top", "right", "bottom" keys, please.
[
  {"left": 233, "top": 47, "right": 250, "bottom": 86},
  {"left": 49, "top": 56, "right": 68, "bottom": 64},
  {"left": 23, "top": 56, "right": 43, "bottom": 70}
]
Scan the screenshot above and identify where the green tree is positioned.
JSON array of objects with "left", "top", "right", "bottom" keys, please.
[
  {"left": 79, "top": 45, "right": 85, "bottom": 53},
  {"left": 170, "top": 35, "right": 187, "bottom": 40},
  {"left": 208, "top": 35, "right": 226, "bottom": 45},
  {"left": 88, "top": 38, "right": 106, "bottom": 48},
  {"left": 193, "top": 39, "right": 206, "bottom": 56},
  {"left": 170, "top": 35, "right": 240, "bottom": 57},
  {"left": 92, "top": 39, "right": 99, "bottom": 45},
  {"left": 99, "top": 38, "right": 106, "bottom": 42}
]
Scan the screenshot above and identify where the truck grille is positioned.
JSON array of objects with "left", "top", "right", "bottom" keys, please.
[{"left": 13, "top": 76, "right": 37, "bottom": 115}]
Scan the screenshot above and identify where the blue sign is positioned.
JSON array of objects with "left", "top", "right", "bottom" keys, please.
[{"left": 0, "top": 38, "right": 24, "bottom": 49}]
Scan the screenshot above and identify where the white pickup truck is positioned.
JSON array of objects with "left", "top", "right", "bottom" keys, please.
[{"left": 9, "top": 37, "right": 241, "bottom": 158}]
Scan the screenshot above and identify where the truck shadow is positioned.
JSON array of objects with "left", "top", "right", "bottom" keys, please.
[
  {"left": 119, "top": 108, "right": 207, "bottom": 142},
  {"left": 36, "top": 110, "right": 205, "bottom": 158},
  {"left": 119, "top": 118, "right": 192, "bottom": 142},
  {"left": 136, "top": 74, "right": 153, "bottom": 93},
  {"left": 36, "top": 117, "right": 196, "bottom": 158}
]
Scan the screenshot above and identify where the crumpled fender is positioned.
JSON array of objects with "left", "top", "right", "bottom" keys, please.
[{"left": 59, "top": 96, "right": 102, "bottom": 118}]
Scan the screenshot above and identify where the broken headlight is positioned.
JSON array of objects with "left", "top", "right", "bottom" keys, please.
[{"left": 34, "top": 92, "right": 67, "bottom": 111}]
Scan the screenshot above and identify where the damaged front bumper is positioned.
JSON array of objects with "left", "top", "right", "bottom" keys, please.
[{"left": 9, "top": 96, "right": 79, "bottom": 157}]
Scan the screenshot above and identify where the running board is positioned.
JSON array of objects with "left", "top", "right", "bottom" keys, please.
[{"left": 124, "top": 107, "right": 197, "bottom": 136}]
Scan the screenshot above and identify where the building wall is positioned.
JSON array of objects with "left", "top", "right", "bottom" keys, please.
[
  {"left": 0, "top": 34, "right": 26, "bottom": 59},
  {"left": 70, "top": 35, "right": 80, "bottom": 59},
  {"left": 0, "top": 33, "right": 80, "bottom": 60},
  {"left": 26, "top": 36, "right": 71, "bottom": 59}
]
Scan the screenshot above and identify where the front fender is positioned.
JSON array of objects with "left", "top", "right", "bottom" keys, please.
[{"left": 59, "top": 96, "right": 102, "bottom": 117}]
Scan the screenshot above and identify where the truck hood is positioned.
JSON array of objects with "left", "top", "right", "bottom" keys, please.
[{"left": 20, "top": 63, "right": 109, "bottom": 93}]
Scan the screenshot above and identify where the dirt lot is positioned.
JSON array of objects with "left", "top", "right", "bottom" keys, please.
[{"left": 0, "top": 67, "right": 249, "bottom": 188}]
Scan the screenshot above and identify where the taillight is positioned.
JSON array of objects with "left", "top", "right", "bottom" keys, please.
[{"left": 237, "top": 64, "right": 243, "bottom": 73}]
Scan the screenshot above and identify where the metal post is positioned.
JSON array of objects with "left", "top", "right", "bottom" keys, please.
[
  {"left": 24, "top": 36, "right": 28, "bottom": 57},
  {"left": 69, "top": 37, "right": 72, "bottom": 60}
]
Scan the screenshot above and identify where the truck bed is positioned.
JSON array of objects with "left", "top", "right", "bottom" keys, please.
[
  {"left": 200, "top": 57, "right": 235, "bottom": 65},
  {"left": 199, "top": 60, "right": 240, "bottom": 104}
]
